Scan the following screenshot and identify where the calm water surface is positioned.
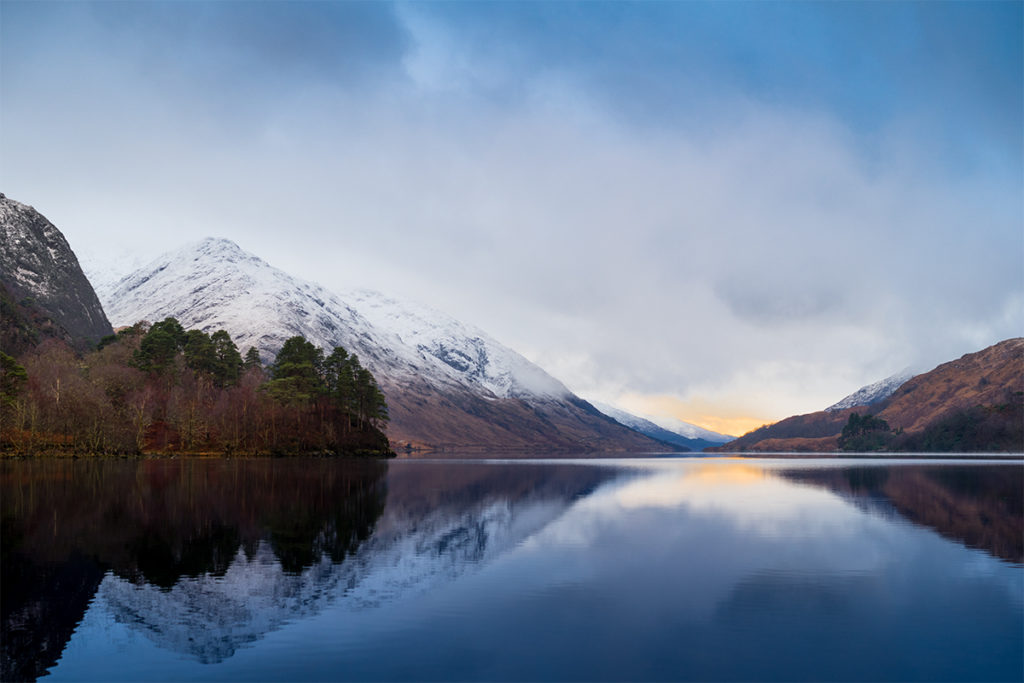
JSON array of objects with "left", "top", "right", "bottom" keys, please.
[{"left": 2, "top": 457, "right": 1021, "bottom": 681}]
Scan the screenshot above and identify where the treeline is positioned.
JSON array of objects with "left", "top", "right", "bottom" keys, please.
[
  {"left": 0, "top": 318, "right": 392, "bottom": 456},
  {"left": 838, "top": 404, "right": 1024, "bottom": 453}
]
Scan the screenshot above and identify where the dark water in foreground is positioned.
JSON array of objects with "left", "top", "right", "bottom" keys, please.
[{"left": 2, "top": 457, "right": 1022, "bottom": 682}]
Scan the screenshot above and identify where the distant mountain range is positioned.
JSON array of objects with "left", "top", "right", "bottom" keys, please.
[
  {"left": 93, "top": 237, "right": 671, "bottom": 452},
  {"left": 591, "top": 401, "right": 731, "bottom": 451},
  {"left": 0, "top": 194, "right": 112, "bottom": 353},
  {"left": 714, "top": 338, "right": 1023, "bottom": 453}
]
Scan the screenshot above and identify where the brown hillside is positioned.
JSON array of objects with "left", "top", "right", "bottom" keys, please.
[
  {"left": 876, "top": 337, "right": 1023, "bottom": 433},
  {"left": 710, "top": 408, "right": 854, "bottom": 452},
  {"left": 713, "top": 338, "right": 1023, "bottom": 453},
  {"left": 380, "top": 375, "right": 672, "bottom": 453}
]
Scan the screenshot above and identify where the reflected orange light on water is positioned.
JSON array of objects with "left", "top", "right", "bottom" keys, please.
[
  {"left": 606, "top": 461, "right": 862, "bottom": 539},
  {"left": 613, "top": 461, "right": 775, "bottom": 510}
]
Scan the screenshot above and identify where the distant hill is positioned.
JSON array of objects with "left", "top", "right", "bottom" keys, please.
[
  {"left": 713, "top": 338, "right": 1024, "bottom": 453},
  {"left": 591, "top": 402, "right": 732, "bottom": 452},
  {"left": 0, "top": 193, "right": 112, "bottom": 353}
]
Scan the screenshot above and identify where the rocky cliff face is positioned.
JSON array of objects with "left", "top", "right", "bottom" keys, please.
[
  {"left": 715, "top": 338, "right": 1024, "bottom": 453},
  {"left": 0, "top": 194, "right": 112, "bottom": 351}
]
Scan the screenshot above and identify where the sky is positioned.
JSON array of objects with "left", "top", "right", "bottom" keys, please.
[{"left": 1, "top": 1, "right": 1021, "bottom": 436}]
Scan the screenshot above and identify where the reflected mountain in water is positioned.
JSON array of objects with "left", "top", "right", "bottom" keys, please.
[
  {"left": 7, "top": 458, "right": 1019, "bottom": 682},
  {"left": 99, "top": 542, "right": 354, "bottom": 664},
  {"left": 780, "top": 464, "right": 1023, "bottom": 564},
  {"left": 96, "top": 496, "right": 583, "bottom": 662},
  {"left": 1, "top": 458, "right": 387, "bottom": 680},
  {"left": 340, "top": 462, "right": 613, "bottom": 609},
  {"left": 1, "top": 459, "right": 614, "bottom": 677}
]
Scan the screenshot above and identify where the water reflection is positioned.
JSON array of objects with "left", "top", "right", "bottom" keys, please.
[
  {"left": 1, "top": 458, "right": 388, "bottom": 679},
  {"left": 780, "top": 463, "right": 1023, "bottom": 563},
  {"left": 2, "top": 458, "right": 1021, "bottom": 682},
  {"left": 351, "top": 460, "right": 1019, "bottom": 682},
  {"left": 1, "top": 459, "right": 613, "bottom": 679}
]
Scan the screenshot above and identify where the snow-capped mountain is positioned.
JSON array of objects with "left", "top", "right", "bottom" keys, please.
[
  {"left": 825, "top": 369, "right": 916, "bottom": 412},
  {"left": 99, "top": 238, "right": 660, "bottom": 451},
  {"left": 102, "top": 238, "right": 567, "bottom": 400},
  {"left": 591, "top": 402, "right": 732, "bottom": 452},
  {"left": 645, "top": 413, "right": 734, "bottom": 444}
]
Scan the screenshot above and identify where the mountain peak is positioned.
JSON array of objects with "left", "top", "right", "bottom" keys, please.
[{"left": 182, "top": 237, "right": 255, "bottom": 262}]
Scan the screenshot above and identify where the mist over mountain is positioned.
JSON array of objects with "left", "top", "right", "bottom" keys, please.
[
  {"left": 0, "top": 194, "right": 112, "bottom": 353},
  {"left": 99, "top": 238, "right": 667, "bottom": 452}
]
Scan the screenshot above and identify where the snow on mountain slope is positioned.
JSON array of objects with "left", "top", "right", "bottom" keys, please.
[
  {"left": 102, "top": 238, "right": 566, "bottom": 400},
  {"left": 592, "top": 401, "right": 732, "bottom": 451},
  {"left": 342, "top": 288, "right": 570, "bottom": 401},
  {"left": 78, "top": 245, "right": 153, "bottom": 303},
  {"left": 105, "top": 238, "right": 376, "bottom": 364},
  {"left": 100, "top": 238, "right": 657, "bottom": 451},
  {"left": 825, "top": 369, "right": 916, "bottom": 412},
  {"left": 645, "top": 414, "right": 733, "bottom": 443}
]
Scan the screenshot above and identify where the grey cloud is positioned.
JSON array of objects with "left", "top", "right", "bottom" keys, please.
[
  {"left": 2, "top": 2, "right": 1020, "bottom": 424},
  {"left": 714, "top": 278, "right": 848, "bottom": 327}
]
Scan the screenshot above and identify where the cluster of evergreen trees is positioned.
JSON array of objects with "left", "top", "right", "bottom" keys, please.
[
  {"left": 838, "top": 412, "right": 894, "bottom": 452},
  {"left": 264, "top": 337, "right": 388, "bottom": 431},
  {"left": 0, "top": 318, "right": 391, "bottom": 456},
  {"left": 837, "top": 405, "right": 1023, "bottom": 452}
]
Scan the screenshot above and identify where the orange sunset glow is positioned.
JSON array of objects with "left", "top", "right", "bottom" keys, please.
[{"left": 617, "top": 393, "right": 774, "bottom": 438}]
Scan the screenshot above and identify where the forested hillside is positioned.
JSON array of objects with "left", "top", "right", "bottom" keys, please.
[{"left": 0, "top": 318, "right": 392, "bottom": 456}]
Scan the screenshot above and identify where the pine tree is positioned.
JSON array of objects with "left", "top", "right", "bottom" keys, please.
[
  {"left": 183, "top": 329, "right": 217, "bottom": 376},
  {"left": 243, "top": 346, "right": 262, "bottom": 371},
  {"left": 266, "top": 336, "right": 324, "bottom": 405},
  {"left": 211, "top": 330, "right": 243, "bottom": 387},
  {"left": 135, "top": 317, "right": 187, "bottom": 374}
]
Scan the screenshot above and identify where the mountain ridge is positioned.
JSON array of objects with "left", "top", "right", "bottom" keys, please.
[
  {"left": 99, "top": 238, "right": 668, "bottom": 453},
  {"left": 825, "top": 368, "right": 916, "bottom": 412},
  {"left": 591, "top": 401, "right": 731, "bottom": 451}
]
